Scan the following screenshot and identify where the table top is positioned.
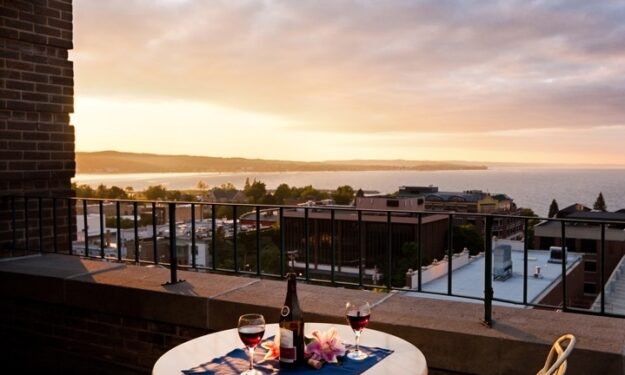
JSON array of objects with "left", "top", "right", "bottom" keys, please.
[{"left": 153, "top": 322, "right": 427, "bottom": 375}]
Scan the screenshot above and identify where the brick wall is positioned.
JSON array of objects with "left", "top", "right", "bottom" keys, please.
[
  {"left": 0, "top": 296, "right": 210, "bottom": 374},
  {"left": 0, "top": 0, "right": 75, "bottom": 254}
]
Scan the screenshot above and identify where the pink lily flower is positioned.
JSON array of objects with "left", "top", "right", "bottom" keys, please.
[
  {"left": 261, "top": 337, "right": 280, "bottom": 361},
  {"left": 305, "top": 327, "right": 346, "bottom": 363}
]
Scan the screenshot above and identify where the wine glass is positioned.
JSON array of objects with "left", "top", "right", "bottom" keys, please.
[
  {"left": 345, "top": 300, "right": 371, "bottom": 360},
  {"left": 237, "top": 314, "right": 266, "bottom": 375}
]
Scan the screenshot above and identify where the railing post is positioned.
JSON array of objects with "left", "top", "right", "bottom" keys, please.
[
  {"left": 152, "top": 202, "right": 158, "bottom": 265},
  {"left": 52, "top": 197, "right": 58, "bottom": 253},
  {"left": 211, "top": 204, "right": 216, "bottom": 270},
  {"left": 447, "top": 213, "right": 453, "bottom": 295},
  {"left": 417, "top": 212, "right": 422, "bottom": 291},
  {"left": 523, "top": 217, "right": 529, "bottom": 305},
  {"left": 67, "top": 198, "right": 72, "bottom": 255},
  {"left": 358, "top": 210, "right": 363, "bottom": 287},
  {"left": 133, "top": 201, "right": 139, "bottom": 263},
  {"left": 255, "top": 206, "right": 261, "bottom": 276},
  {"left": 38, "top": 197, "right": 43, "bottom": 253},
  {"left": 191, "top": 203, "right": 196, "bottom": 269},
  {"left": 164, "top": 202, "right": 184, "bottom": 285},
  {"left": 600, "top": 223, "right": 606, "bottom": 314},
  {"left": 279, "top": 207, "right": 285, "bottom": 277},
  {"left": 305, "top": 207, "right": 310, "bottom": 281},
  {"left": 116, "top": 201, "right": 122, "bottom": 261},
  {"left": 561, "top": 220, "right": 567, "bottom": 311},
  {"left": 386, "top": 211, "right": 392, "bottom": 288},
  {"left": 83, "top": 199, "right": 88, "bottom": 257},
  {"left": 99, "top": 200, "right": 105, "bottom": 258},
  {"left": 483, "top": 215, "right": 494, "bottom": 327},
  {"left": 11, "top": 196, "right": 16, "bottom": 252},
  {"left": 330, "top": 208, "right": 336, "bottom": 285},
  {"left": 233, "top": 205, "right": 238, "bottom": 273}
]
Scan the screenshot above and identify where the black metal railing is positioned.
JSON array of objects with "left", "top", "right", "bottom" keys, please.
[{"left": 3, "top": 195, "right": 625, "bottom": 324}]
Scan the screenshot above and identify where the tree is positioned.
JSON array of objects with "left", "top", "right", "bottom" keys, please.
[
  {"left": 274, "top": 183, "right": 291, "bottom": 205},
  {"left": 594, "top": 192, "right": 607, "bottom": 212},
  {"left": 453, "top": 224, "right": 484, "bottom": 256},
  {"left": 244, "top": 179, "right": 267, "bottom": 203},
  {"left": 548, "top": 199, "right": 559, "bottom": 218},
  {"left": 144, "top": 185, "right": 168, "bottom": 200},
  {"left": 332, "top": 185, "right": 355, "bottom": 205}
]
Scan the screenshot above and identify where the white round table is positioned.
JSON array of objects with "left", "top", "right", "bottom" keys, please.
[{"left": 153, "top": 322, "right": 427, "bottom": 374}]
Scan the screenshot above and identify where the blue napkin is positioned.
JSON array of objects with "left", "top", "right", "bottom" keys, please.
[{"left": 183, "top": 337, "right": 393, "bottom": 374}]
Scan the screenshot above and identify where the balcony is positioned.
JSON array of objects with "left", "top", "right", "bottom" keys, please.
[{"left": 2, "top": 196, "right": 625, "bottom": 374}]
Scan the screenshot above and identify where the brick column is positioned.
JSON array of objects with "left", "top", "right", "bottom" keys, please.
[{"left": 0, "top": 0, "right": 75, "bottom": 254}]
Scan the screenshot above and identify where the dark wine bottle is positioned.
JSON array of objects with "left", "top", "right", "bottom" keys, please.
[{"left": 279, "top": 272, "right": 305, "bottom": 368}]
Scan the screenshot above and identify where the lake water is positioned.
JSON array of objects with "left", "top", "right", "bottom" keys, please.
[{"left": 73, "top": 167, "right": 625, "bottom": 217}]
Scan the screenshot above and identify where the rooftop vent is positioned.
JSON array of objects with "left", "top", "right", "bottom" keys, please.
[
  {"left": 493, "top": 244, "right": 512, "bottom": 281},
  {"left": 548, "top": 246, "right": 567, "bottom": 264}
]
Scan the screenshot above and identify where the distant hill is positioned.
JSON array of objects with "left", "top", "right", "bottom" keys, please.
[{"left": 76, "top": 151, "right": 488, "bottom": 173}]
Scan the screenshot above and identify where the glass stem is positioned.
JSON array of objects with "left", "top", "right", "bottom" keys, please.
[
  {"left": 355, "top": 331, "right": 361, "bottom": 354},
  {"left": 248, "top": 347, "right": 254, "bottom": 371}
]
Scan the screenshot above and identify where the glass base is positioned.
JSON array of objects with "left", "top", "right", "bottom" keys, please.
[
  {"left": 240, "top": 370, "right": 262, "bottom": 375},
  {"left": 347, "top": 349, "right": 368, "bottom": 361}
]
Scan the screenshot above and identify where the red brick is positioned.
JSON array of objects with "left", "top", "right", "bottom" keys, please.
[
  {"left": 3, "top": 18, "right": 34, "bottom": 32},
  {"left": 9, "top": 161, "right": 37, "bottom": 170},
  {"left": 50, "top": 76, "right": 72, "bottom": 86},
  {"left": 22, "top": 92, "right": 49, "bottom": 102},
  {"left": 48, "top": 0, "right": 72, "bottom": 13},
  {"left": 38, "top": 161, "right": 62, "bottom": 170},
  {"left": 23, "top": 151, "right": 50, "bottom": 160},
  {"left": 23, "top": 131, "right": 50, "bottom": 141},
  {"left": 7, "top": 120, "right": 37, "bottom": 131},
  {"left": 5, "top": 80, "right": 34, "bottom": 91},
  {"left": 36, "top": 83, "right": 62, "bottom": 94},
  {"left": 0, "top": 89, "right": 21, "bottom": 100},
  {"left": 33, "top": 5, "right": 60, "bottom": 18},
  {"left": 6, "top": 100, "right": 36, "bottom": 111},
  {"left": 0, "top": 130, "right": 21, "bottom": 140},
  {"left": 35, "top": 25, "right": 62, "bottom": 38},
  {"left": 35, "top": 102, "right": 63, "bottom": 112},
  {"left": 6, "top": 60, "right": 34, "bottom": 71},
  {"left": 47, "top": 17, "right": 72, "bottom": 31},
  {"left": 35, "top": 65, "right": 61, "bottom": 76},
  {"left": 19, "top": 31, "right": 48, "bottom": 44},
  {"left": 0, "top": 27, "right": 19, "bottom": 39},
  {"left": 37, "top": 142, "right": 63, "bottom": 151},
  {"left": 0, "top": 7, "right": 20, "bottom": 18},
  {"left": 21, "top": 72, "right": 49, "bottom": 84}
]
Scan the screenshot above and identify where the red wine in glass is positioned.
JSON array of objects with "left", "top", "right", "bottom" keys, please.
[
  {"left": 237, "top": 314, "right": 266, "bottom": 375},
  {"left": 238, "top": 325, "right": 265, "bottom": 348},
  {"left": 347, "top": 312, "right": 370, "bottom": 331},
  {"left": 345, "top": 301, "right": 371, "bottom": 361}
]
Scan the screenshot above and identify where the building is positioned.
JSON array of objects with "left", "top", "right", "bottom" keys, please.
[
  {"left": 533, "top": 204, "right": 625, "bottom": 307},
  {"left": 282, "top": 200, "right": 449, "bottom": 283},
  {"left": 404, "top": 239, "right": 585, "bottom": 308},
  {"left": 399, "top": 185, "right": 523, "bottom": 239}
]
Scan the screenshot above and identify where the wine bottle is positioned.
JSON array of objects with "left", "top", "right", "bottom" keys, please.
[{"left": 279, "top": 272, "right": 305, "bottom": 368}]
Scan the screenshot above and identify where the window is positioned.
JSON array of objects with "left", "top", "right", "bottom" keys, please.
[
  {"left": 584, "top": 261, "right": 597, "bottom": 272},
  {"left": 581, "top": 239, "right": 597, "bottom": 253},
  {"left": 584, "top": 282, "right": 596, "bottom": 294},
  {"left": 386, "top": 199, "right": 399, "bottom": 207}
]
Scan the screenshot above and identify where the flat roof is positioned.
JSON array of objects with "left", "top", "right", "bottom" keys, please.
[{"left": 403, "top": 248, "right": 582, "bottom": 307}]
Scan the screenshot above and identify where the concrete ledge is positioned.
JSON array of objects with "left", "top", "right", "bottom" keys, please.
[{"left": 1, "top": 254, "right": 624, "bottom": 375}]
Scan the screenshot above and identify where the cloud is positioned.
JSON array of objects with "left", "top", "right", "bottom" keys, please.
[{"left": 73, "top": 0, "right": 625, "bottom": 135}]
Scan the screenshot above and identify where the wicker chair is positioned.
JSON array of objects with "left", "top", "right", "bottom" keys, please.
[{"left": 536, "top": 334, "right": 576, "bottom": 375}]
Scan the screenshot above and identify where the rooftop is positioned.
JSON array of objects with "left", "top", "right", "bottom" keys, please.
[{"left": 405, "top": 247, "right": 582, "bottom": 307}]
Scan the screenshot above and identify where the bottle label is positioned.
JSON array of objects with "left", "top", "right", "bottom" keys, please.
[{"left": 279, "top": 327, "right": 296, "bottom": 362}]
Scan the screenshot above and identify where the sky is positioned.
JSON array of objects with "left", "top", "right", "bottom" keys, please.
[{"left": 71, "top": 0, "right": 625, "bottom": 165}]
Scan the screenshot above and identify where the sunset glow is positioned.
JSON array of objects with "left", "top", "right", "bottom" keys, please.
[{"left": 72, "top": 1, "right": 625, "bottom": 165}]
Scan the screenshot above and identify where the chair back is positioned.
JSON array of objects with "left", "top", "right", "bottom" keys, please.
[{"left": 536, "top": 334, "right": 576, "bottom": 375}]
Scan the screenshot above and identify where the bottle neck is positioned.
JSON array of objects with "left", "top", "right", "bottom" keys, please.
[{"left": 287, "top": 273, "right": 297, "bottom": 295}]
